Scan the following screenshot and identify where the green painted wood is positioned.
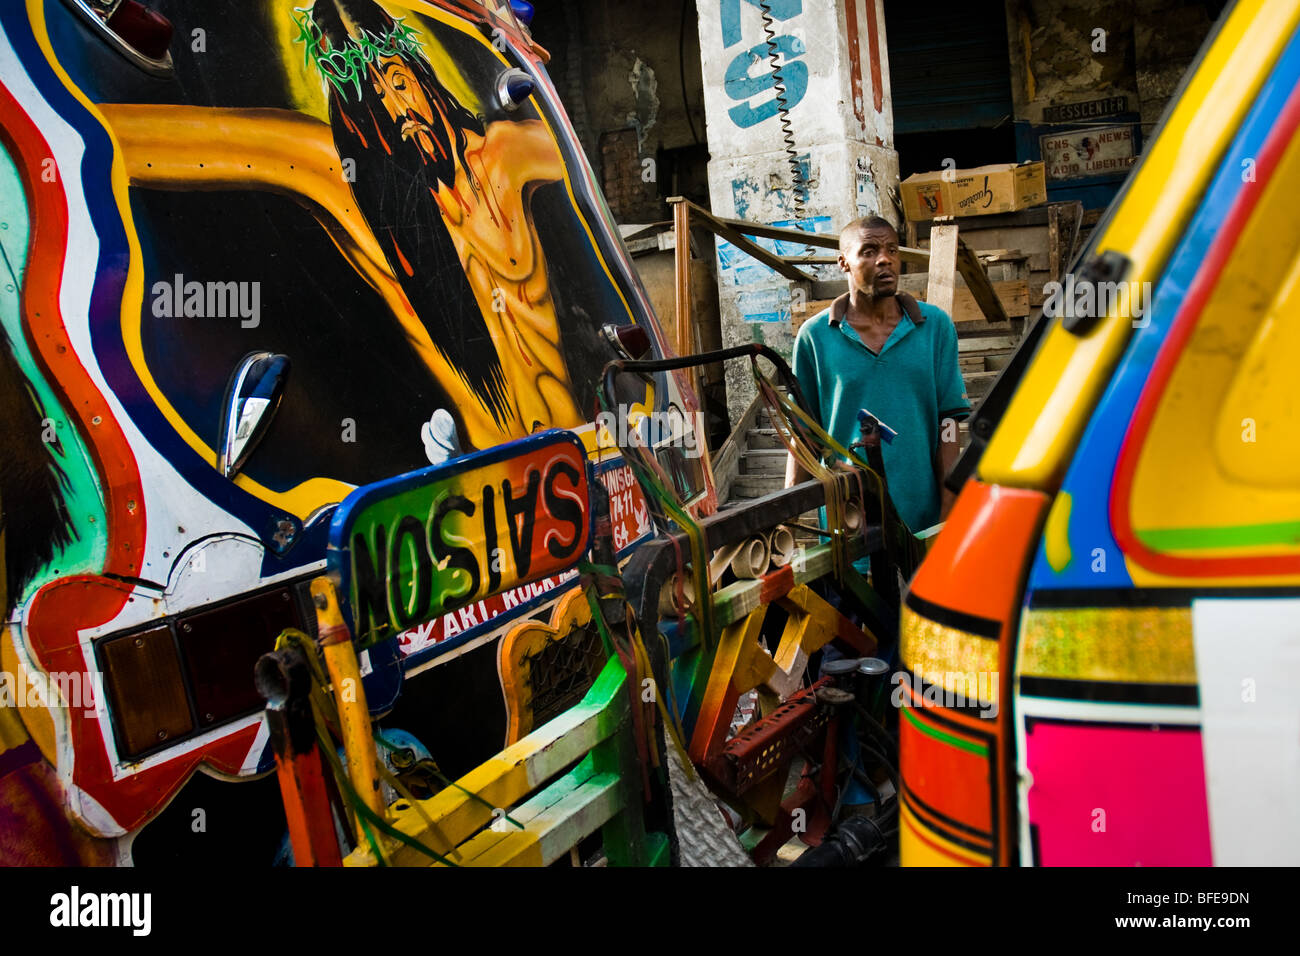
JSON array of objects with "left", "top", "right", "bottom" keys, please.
[
  {"left": 475, "top": 773, "right": 621, "bottom": 867},
  {"left": 673, "top": 645, "right": 710, "bottom": 736},
  {"left": 686, "top": 538, "right": 868, "bottom": 642},
  {"left": 645, "top": 831, "right": 670, "bottom": 867},
  {"left": 592, "top": 688, "right": 652, "bottom": 867},
  {"left": 378, "top": 658, "right": 627, "bottom": 865},
  {"left": 531, "top": 775, "right": 622, "bottom": 866},
  {"left": 451, "top": 752, "right": 599, "bottom": 865}
]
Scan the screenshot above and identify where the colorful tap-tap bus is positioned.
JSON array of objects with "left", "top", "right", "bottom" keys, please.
[
  {"left": 899, "top": 0, "right": 1300, "bottom": 868},
  {"left": 0, "top": 0, "right": 901, "bottom": 867}
]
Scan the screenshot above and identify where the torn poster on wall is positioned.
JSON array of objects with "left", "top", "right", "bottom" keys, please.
[{"left": 716, "top": 214, "right": 832, "bottom": 322}]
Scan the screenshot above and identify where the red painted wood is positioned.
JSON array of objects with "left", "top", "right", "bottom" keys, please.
[
  {"left": 277, "top": 745, "right": 343, "bottom": 867},
  {"left": 758, "top": 564, "right": 794, "bottom": 604}
]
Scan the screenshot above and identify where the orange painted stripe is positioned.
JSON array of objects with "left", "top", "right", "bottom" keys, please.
[
  {"left": 898, "top": 697, "right": 994, "bottom": 833},
  {"left": 903, "top": 480, "right": 1048, "bottom": 866},
  {"left": 758, "top": 565, "right": 794, "bottom": 603},
  {"left": 901, "top": 785, "right": 993, "bottom": 853},
  {"left": 862, "top": 0, "right": 884, "bottom": 115},
  {"left": 0, "top": 81, "right": 146, "bottom": 580},
  {"left": 909, "top": 480, "right": 1048, "bottom": 620}
]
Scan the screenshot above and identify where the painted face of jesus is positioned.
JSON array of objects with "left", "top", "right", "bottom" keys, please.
[{"left": 371, "top": 54, "right": 440, "bottom": 161}]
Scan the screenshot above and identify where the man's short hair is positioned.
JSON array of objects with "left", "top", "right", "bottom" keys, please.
[{"left": 839, "top": 215, "right": 898, "bottom": 250}]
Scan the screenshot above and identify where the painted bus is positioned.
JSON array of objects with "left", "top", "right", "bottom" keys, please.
[
  {"left": 0, "top": 0, "right": 710, "bottom": 864},
  {"left": 898, "top": 0, "right": 1300, "bottom": 867}
]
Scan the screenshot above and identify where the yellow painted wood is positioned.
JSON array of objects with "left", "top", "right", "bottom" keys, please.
[
  {"left": 765, "top": 585, "right": 848, "bottom": 697},
  {"left": 705, "top": 539, "right": 863, "bottom": 633},
  {"left": 498, "top": 588, "right": 593, "bottom": 744},
  {"left": 688, "top": 607, "right": 774, "bottom": 760},
  {"left": 467, "top": 774, "right": 621, "bottom": 867},
  {"left": 448, "top": 754, "right": 599, "bottom": 865},
  {"left": 690, "top": 584, "right": 858, "bottom": 756},
  {"left": 314, "top": 578, "right": 385, "bottom": 828},
  {"left": 765, "top": 615, "right": 813, "bottom": 699},
  {"left": 344, "top": 658, "right": 626, "bottom": 866},
  {"left": 980, "top": 0, "right": 1300, "bottom": 491}
]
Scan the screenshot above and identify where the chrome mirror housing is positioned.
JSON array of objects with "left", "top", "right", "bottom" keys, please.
[{"left": 219, "top": 352, "right": 290, "bottom": 479}]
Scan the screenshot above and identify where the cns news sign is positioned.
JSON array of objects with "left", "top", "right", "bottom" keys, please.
[{"left": 1040, "top": 125, "right": 1138, "bottom": 181}]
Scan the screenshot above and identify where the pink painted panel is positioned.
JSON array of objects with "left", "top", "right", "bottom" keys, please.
[{"left": 1026, "top": 721, "right": 1212, "bottom": 865}]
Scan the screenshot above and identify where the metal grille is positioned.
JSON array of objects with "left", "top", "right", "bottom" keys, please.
[{"left": 525, "top": 624, "right": 606, "bottom": 729}]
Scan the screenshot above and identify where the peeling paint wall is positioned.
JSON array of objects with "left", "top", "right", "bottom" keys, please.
[
  {"left": 1132, "top": 0, "right": 1217, "bottom": 129},
  {"left": 696, "top": 0, "right": 900, "bottom": 424},
  {"left": 626, "top": 56, "right": 661, "bottom": 152},
  {"left": 1002, "top": 0, "right": 1221, "bottom": 209},
  {"left": 534, "top": 0, "right": 708, "bottom": 169},
  {"left": 1005, "top": 0, "right": 1138, "bottom": 126},
  {"left": 533, "top": 0, "right": 716, "bottom": 374},
  {"left": 1005, "top": 0, "right": 1221, "bottom": 130}
]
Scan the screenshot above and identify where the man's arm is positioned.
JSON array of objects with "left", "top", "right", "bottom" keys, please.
[
  {"left": 936, "top": 418, "right": 961, "bottom": 519},
  {"left": 933, "top": 311, "right": 971, "bottom": 520}
]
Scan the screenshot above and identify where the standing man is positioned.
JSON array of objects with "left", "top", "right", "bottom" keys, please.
[{"left": 786, "top": 216, "right": 970, "bottom": 542}]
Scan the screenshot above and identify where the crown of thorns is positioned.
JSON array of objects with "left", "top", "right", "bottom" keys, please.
[{"left": 292, "top": 7, "right": 426, "bottom": 101}]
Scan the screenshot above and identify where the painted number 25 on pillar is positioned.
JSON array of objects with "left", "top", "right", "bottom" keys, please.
[{"left": 328, "top": 431, "right": 593, "bottom": 648}]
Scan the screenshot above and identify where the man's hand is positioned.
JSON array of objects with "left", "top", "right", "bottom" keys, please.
[
  {"left": 786, "top": 452, "right": 811, "bottom": 489},
  {"left": 936, "top": 416, "right": 963, "bottom": 520},
  {"left": 940, "top": 486, "right": 957, "bottom": 521}
]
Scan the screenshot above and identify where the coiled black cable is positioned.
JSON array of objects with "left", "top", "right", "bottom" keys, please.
[{"left": 758, "top": 0, "right": 807, "bottom": 218}]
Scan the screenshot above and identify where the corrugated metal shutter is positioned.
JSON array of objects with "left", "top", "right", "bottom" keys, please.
[{"left": 885, "top": 0, "right": 1014, "bottom": 134}]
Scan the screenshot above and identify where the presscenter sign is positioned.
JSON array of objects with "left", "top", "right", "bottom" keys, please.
[{"left": 1042, "top": 95, "right": 1129, "bottom": 124}]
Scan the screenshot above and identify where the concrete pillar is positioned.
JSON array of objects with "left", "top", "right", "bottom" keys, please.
[{"left": 695, "top": 0, "right": 899, "bottom": 424}]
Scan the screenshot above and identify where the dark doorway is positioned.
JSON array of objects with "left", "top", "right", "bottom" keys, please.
[{"left": 885, "top": 0, "right": 1017, "bottom": 178}]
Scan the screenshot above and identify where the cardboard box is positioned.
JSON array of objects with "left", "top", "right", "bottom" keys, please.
[{"left": 900, "top": 162, "right": 1047, "bottom": 222}]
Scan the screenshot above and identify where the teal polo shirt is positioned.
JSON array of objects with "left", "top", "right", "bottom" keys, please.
[{"left": 791, "top": 295, "right": 971, "bottom": 535}]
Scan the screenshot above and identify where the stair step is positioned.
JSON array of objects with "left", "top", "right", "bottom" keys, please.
[
  {"left": 745, "top": 427, "right": 788, "bottom": 449},
  {"left": 963, "top": 370, "right": 999, "bottom": 402},
  {"left": 730, "top": 475, "right": 785, "bottom": 499},
  {"left": 741, "top": 449, "right": 790, "bottom": 477}
]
